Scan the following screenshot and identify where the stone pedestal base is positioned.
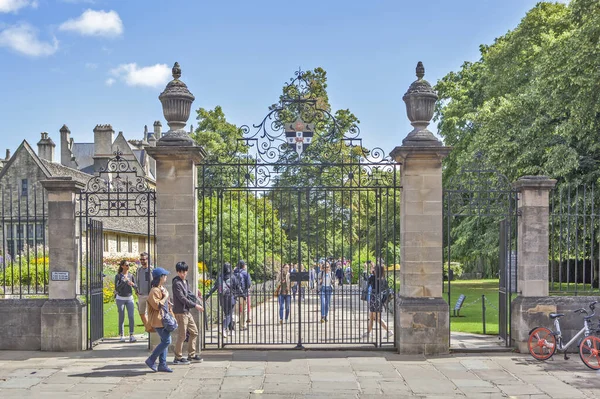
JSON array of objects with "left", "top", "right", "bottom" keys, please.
[
  {"left": 41, "top": 299, "right": 86, "bottom": 352},
  {"left": 512, "top": 296, "right": 597, "bottom": 353},
  {"left": 396, "top": 297, "right": 449, "bottom": 355}
]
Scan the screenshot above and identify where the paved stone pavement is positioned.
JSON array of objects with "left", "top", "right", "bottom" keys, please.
[
  {"left": 1, "top": 341, "right": 600, "bottom": 399},
  {"left": 203, "top": 283, "right": 395, "bottom": 348}
]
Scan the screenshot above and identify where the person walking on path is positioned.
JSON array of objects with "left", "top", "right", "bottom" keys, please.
[
  {"left": 290, "top": 264, "right": 298, "bottom": 301},
  {"left": 234, "top": 260, "right": 251, "bottom": 329},
  {"left": 335, "top": 262, "right": 344, "bottom": 286},
  {"left": 309, "top": 264, "right": 317, "bottom": 291},
  {"left": 362, "top": 264, "right": 392, "bottom": 339},
  {"left": 135, "top": 252, "right": 152, "bottom": 328},
  {"left": 172, "top": 261, "right": 204, "bottom": 365},
  {"left": 144, "top": 267, "right": 174, "bottom": 373},
  {"left": 206, "top": 263, "right": 236, "bottom": 338},
  {"left": 319, "top": 263, "right": 333, "bottom": 322},
  {"left": 276, "top": 264, "right": 291, "bottom": 324},
  {"left": 345, "top": 262, "right": 353, "bottom": 285},
  {"left": 115, "top": 260, "right": 138, "bottom": 343}
]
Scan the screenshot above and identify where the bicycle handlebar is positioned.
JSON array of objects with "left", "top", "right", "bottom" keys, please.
[
  {"left": 590, "top": 301, "right": 597, "bottom": 311},
  {"left": 575, "top": 308, "right": 588, "bottom": 315}
]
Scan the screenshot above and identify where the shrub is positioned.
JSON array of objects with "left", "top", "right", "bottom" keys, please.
[
  {"left": 443, "top": 262, "right": 464, "bottom": 280},
  {"left": 0, "top": 263, "right": 49, "bottom": 287},
  {"left": 103, "top": 279, "right": 115, "bottom": 303}
]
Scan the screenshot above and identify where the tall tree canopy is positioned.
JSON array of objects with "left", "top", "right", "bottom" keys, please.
[
  {"left": 436, "top": 0, "right": 600, "bottom": 271},
  {"left": 436, "top": 0, "right": 600, "bottom": 186}
]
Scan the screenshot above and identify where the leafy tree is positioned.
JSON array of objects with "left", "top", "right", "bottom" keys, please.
[{"left": 436, "top": 0, "right": 600, "bottom": 271}]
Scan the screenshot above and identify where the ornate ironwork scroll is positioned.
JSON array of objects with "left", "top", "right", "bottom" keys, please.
[
  {"left": 201, "top": 69, "right": 399, "bottom": 190},
  {"left": 77, "top": 151, "right": 156, "bottom": 218}
]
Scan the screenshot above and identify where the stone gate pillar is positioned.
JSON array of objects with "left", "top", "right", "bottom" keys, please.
[
  {"left": 390, "top": 62, "right": 451, "bottom": 355},
  {"left": 39, "top": 176, "right": 86, "bottom": 351},
  {"left": 511, "top": 176, "right": 556, "bottom": 352},
  {"left": 146, "top": 62, "right": 206, "bottom": 350}
]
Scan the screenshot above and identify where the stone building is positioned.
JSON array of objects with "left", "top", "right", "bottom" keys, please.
[{"left": 0, "top": 123, "right": 162, "bottom": 259}]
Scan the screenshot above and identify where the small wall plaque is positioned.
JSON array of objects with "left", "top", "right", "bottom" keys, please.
[{"left": 51, "top": 271, "right": 70, "bottom": 281}]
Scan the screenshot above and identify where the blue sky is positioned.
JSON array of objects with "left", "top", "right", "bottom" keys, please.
[{"left": 0, "top": 0, "right": 557, "bottom": 158}]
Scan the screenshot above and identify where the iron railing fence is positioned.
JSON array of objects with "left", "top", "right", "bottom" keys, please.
[
  {"left": 198, "top": 176, "right": 401, "bottom": 348},
  {"left": 0, "top": 182, "right": 48, "bottom": 298},
  {"left": 550, "top": 184, "right": 600, "bottom": 295}
]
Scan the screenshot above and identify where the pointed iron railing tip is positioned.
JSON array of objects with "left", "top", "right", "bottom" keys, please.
[
  {"left": 172, "top": 62, "right": 181, "bottom": 80},
  {"left": 416, "top": 61, "right": 425, "bottom": 79}
]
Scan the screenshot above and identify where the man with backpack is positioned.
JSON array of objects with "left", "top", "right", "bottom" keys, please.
[
  {"left": 234, "top": 260, "right": 251, "bottom": 330},
  {"left": 205, "top": 262, "right": 236, "bottom": 338},
  {"left": 172, "top": 261, "right": 204, "bottom": 365}
]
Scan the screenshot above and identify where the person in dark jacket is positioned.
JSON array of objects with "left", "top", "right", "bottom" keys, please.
[
  {"left": 206, "top": 263, "right": 235, "bottom": 338},
  {"left": 115, "top": 259, "right": 138, "bottom": 342},
  {"left": 172, "top": 261, "right": 204, "bottom": 365},
  {"left": 234, "top": 260, "right": 251, "bottom": 329}
]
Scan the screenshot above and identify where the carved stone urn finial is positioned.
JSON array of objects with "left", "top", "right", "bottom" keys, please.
[
  {"left": 416, "top": 61, "right": 425, "bottom": 80},
  {"left": 172, "top": 62, "right": 181, "bottom": 80},
  {"left": 157, "top": 62, "right": 195, "bottom": 146},
  {"left": 402, "top": 61, "right": 441, "bottom": 147}
]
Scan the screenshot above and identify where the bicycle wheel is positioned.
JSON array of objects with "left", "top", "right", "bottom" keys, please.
[
  {"left": 528, "top": 326, "right": 556, "bottom": 360},
  {"left": 579, "top": 335, "right": 600, "bottom": 370}
]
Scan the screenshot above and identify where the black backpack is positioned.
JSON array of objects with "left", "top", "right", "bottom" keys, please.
[{"left": 231, "top": 269, "right": 244, "bottom": 297}]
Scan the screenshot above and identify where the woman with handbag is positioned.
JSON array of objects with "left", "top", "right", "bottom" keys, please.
[
  {"left": 144, "top": 267, "right": 176, "bottom": 373},
  {"left": 361, "top": 264, "right": 392, "bottom": 339},
  {"left": 114, "top": 260, "right": 138, "bottom": 343}
]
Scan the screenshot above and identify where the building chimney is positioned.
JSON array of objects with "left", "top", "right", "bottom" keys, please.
[
  {"left": 143, "top": 125, "right": 149, "bottom": 143},
  {"left": 37, "top": 132, "right": 56, "bottom": 162},
  {"left": 59, "top": 124, "right": 77, "bottom": 168},
  {"left": 94, "top": 124, "right": 114, "bottom": 156},
  {"left": 93, "top": 124, "right": 114, "bottom": 172},
  {"left": 153, "top": 121, "right": 162, "bottom": 137},
  {"left": 5, "top": 149, "right": 10, "bottom": 160}
]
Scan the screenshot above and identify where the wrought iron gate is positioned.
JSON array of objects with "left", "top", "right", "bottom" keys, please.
[
  {"left": 77, "top": 151, "right": 156, "bottom": 348},
  {"left": 87, "top": 219, "right": 104, "bottom": 346},
  {"left": 199, "top": 70, "right": 401, "bottom": 348},
  {"left": 443, "top": 153, "right": 518, "bottom": 347}
]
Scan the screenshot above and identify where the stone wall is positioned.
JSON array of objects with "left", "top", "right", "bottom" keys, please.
[
  {"left": 512, "top": 295, "right": 599, "bottom": 353},
  {"left": 0, "top": 299, "right": 45, "bottom": 350}
]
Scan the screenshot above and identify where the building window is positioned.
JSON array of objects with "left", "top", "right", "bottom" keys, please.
[
  {"left": 21, "top": 179, "right": 28, "bottom": 198},
  {"left": 116, "top": 235, "right": 122, "bottom": 252},
  {"left": 127, "top": 236, "right": 133, "bottom": 253},
  {"left": 104, "top": 235, "right": 109, "bottom": 252},
  {"left": 138, "top": 237, "right": 146, "bottom": 253}
]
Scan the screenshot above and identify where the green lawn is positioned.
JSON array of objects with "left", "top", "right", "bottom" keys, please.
[
  {"left": 102, "top": 302, "right": 146, "bottom": 337},
  {"left": 445, "top": 279, "right": 502, "bottom": 335}
]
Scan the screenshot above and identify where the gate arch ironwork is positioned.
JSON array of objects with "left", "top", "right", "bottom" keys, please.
[
  {"left": 199, "top": 70, "right": 401, "bottom": 349},
  {"left": 76, "top": 151, "right": 156, "bottom": 349},
  {"left": 443, "top": 152, "right": 518, "bottom": 346}
]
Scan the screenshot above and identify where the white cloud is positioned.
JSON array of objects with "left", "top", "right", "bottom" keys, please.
[
  {"left": 0, "top": 0, "right": 38, "bottom": 13},
  {"left": 109, "top": 63, "right": 171, "bottom": 88},
  {"left": 105, "top": 77, "right": 115, "bottom": 86},
  {"left": 59, "top": 9, "right": 123, "bottom": 38},
  {"left": 0, "top": 23, "right": 58, "bottom": 56}
]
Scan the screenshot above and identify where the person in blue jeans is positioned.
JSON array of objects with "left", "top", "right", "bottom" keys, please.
[
  {"left": 277, "top": 264, "right": 291, "bottom": 323},
  {"left": 319, "top": 263, "right": 333, "bottom": 322},
  {"left": 144, "top": 267, "right": 174, "bottom": 373}
]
